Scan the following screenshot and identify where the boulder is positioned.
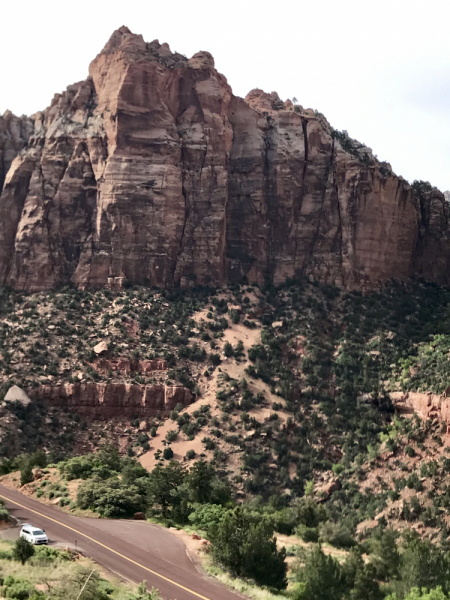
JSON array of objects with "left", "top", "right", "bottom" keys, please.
[
  {"left": 93, "top": 341, "right": 108, "bottom": 355},
  {"left": 4, "top": 385, "right": 31, "bottom": 406}
]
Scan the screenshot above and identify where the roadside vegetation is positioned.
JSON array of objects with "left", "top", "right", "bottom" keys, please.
[{"left": 0, "top": 538, "right": 162, "bottom": 599}]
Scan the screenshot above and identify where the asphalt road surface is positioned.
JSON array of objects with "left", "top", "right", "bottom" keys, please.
[{"left": 0, "top": 484, "right": 243, "bottom": 600}]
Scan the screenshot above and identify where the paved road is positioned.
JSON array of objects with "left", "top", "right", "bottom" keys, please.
[{"left": 0, "top": 484, "right": 243, "bottom": 600}]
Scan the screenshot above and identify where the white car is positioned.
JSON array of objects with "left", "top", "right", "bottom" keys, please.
[{"left": 19, "top": 524, "right": 48, "bottom": 545}]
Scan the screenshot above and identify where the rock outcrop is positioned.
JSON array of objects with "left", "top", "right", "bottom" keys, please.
[
  {"left": 391, "top": 391, "right": 450, "bottom": 428},
  {"left": 1, "top": 26, "right": 450, "bottom": 292},
  {"left": 93, "top": 357, "right": 167, "bottom": 375},
  {"left": 0, "top": 111, "right": 34, "bottom": 192},
  {"left": 28, "top": 382, "right": 193, "bottom": 419}
]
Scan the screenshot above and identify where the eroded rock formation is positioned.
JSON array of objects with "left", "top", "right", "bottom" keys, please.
[
  {"left": 0, "top": 111, "right": 34, "bottom": 193},
  {"left": 391, "top": 391, "right": 450, "bottom": 427},
  {"left": 28, "top": 382, "right": 193, "bottom": 419},
  {"left": 1, "top": 26, "right": 450, "bottom": 292},
  {"left": 93, "top": 357, "right": 167, "bottom": 375}
]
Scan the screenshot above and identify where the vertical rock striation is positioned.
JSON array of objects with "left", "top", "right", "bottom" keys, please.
[{"left": 1, "top": 26, "right": 449, "bottom": 292}]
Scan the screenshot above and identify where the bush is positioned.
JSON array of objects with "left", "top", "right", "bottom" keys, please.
[
  {"left": 76, "top": 479, "right": 145, "bottom": 518},
  {"left": 2, "top": 576, "right": 36, "bottom": 599},
  {"left": 223, "top": 342, "right": 234, "bottom": 358},
  {"left": 165, "top": 430, "right": 178, "bottom": 443},
  {"left": 210, "top": 508, "right": 287, "bottom": 589},
  {"left": 202, "top": 437, "right": 216, "bottom": 451},
  {"left": 296, "top": 524, "right": 319, "bottom": 542},
  {"left": 20, "top": 463, "right": 33, "bottom": 486},
  {"left": 188, "top": 504, "right": 227, "bottom": 533},
  {"left": 318, "top": 521, "right": 356, "bottom": 548},
  {"left": 405, "top": 446, "right": 416, "bottom": 458},
  {"left": 209, "top": 353, "right": 221, "bottom": 366},
  {"left": 185, "top": 450, "right": 196, "bottom": 460},
  {"left": 163, "top": 447, "right": 174, "bottom": 460},
  {"left": 12, "top": 537, "right": 35, "bottom": 565},
  {"left": 293, "top": 545, "right": 345, "bottom": 600}
]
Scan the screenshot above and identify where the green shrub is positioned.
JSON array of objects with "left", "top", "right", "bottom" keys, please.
[
  {"left": 163, "top": 447, "right": 174, "bottom": 460},
  {"left": 12, "top": 538, "right": 35, "bottom": 565},
  {"left": 20, "top": 463, "right": 33, "bottom": 486},
  {"left": 296, "top": 524, "right": 319, "bottom": 542},
  {"left": 2, "top": 576, "right": 36, "bottom": 600},
  {"left": 165, "top": 430, "right": 178, "bottom": 443},
  {"left": 318, "top": 521, "right": 356, "bottom": 548},
  {"left": 210, "top": 508, "right": 287, "bottom": 589},
  {"left": 188, "top": 504, "right": 227, "bottom": 533}
]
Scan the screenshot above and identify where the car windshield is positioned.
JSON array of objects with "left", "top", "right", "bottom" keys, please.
[{"left": 32, "top": 529, "right": 45, "bottom": 535}]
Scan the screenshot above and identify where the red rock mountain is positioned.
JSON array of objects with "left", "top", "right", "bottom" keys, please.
[{"left": 1, "top": 26, "right": 449, "bottom": 292}]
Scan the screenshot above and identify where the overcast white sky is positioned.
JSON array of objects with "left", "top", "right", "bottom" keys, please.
[{"left": 1, "top": 0, "right": 449, "bottom": 190}]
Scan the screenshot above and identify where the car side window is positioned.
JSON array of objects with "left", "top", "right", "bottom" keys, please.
[{"left": 23, "top": 529, "right": 29, "bottom": 534}]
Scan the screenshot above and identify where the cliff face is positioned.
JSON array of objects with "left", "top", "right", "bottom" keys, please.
[
  {"left": 1, "top": 26, "right": 449, "bottom": 292},
  {"left": 0, "top": 111, "right": 34, "bottom": 194},
  {"left": 28, "top": 382, "right": 193, "bottom": 420}
]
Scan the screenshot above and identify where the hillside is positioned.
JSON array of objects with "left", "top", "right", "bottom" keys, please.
[
  {"left": 2, "top": 277, "right": 450, "bottom": 502},
  {"left": 3, "top": 278, "right": 450, "bottom": 598}
]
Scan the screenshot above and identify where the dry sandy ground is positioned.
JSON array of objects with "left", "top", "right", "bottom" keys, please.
[{"left": 139, "top": 306, "right": 291, "bottom": 475}]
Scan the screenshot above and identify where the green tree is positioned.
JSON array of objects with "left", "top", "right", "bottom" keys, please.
[
  {"left": 52, "top": 566, "right": 110, "bottom": 600},
  {"left": 293, "top": 545, "right": 344, "bottom": 600},
  {"left": 76, "top": 478, "right": 145, "bottom": 518},
  {"left": 13, "top": 537, "right": 35, "bottom": 565},
  {"left": 223, "top": 342, "right": 234, "bottom": 358},
  {"left": 394, "top": 536, "right": 450, "bottom": 597},
  {"left": 2, "top": 575, "right": 37, "bottom": 599},
  {"left": 186, "top": 459, "right": 232, "bottom": 505},
  {"left": 369, "top": 528, "right": 400, "bottom": 581},
  {"left": 342, "top": 549, "right": 382, "bottom": 600},
  {"left": 147, "top": 462, "right": 186, "bottom": 519},
  {"left": 20, "top": 462, "right": 33, "bottom": 486},
  {"left": 130, "top": 582, "right": 161, "bottom": 600},
  {"left": 210, "top": 508, "right": 287, "bottom": 589},
  {"left": 92, "top": 485, "right": 144, "bottom": 518}
]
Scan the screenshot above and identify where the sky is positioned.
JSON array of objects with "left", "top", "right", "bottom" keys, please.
[{"left": 1, "top": 0, "right": 449, "bottom": 190}]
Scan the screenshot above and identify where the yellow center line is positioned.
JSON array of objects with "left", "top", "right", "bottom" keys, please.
[{"left": 0, "top": 492, "right": 211, "bottom": 600}]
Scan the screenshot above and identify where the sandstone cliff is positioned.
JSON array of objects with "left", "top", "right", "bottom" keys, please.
[
  {"left": 0, "top": 111, "right": 34, "bottom": 193},
  {"left": 1, "top": 26, "right": 449, "bottom": 292},
  {"left": 28, "top": 382, "right": 193, "bottom": 420}
]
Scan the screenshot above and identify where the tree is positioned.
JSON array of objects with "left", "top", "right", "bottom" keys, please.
[
  {"left": 163, "top": 447, "right": 173, "bottom": 460},
  {"left": 76, "top": 478, "right": 145, "bottom": 518},
  {"left": 210, "top": 508, "right": 287, "bottom": 589},
  {"left": 394, "top": 536, "right": 450, "bottom": 598},
  {"left": 13, "top": 537, "right": 35, "bottom": 565},
  {"left": 368, "top": 528, "right": 400, "bottom": 581},
  {"left": 187, "top": 460, "right": 215, "bottom": 504},
  {"left": 130, "top": 582, "right": 161, "bottom": 600},
  {"left": 92, "top": 486, "right": 144, "bottom": 518},
  {"left": 146, "top": 462, "right": 187, "bottom": 519},
  {"left": 223, "top": 342, "right": 234, "bottom": 358},
  {"left": 293, "top": 545, "right": 344, "bottom": 600},
  {"left": 52, "top": 566, "right": 110, "bottom": 600},
  {"left": 20, "top": 462, "right": 33, "bottom": 486},
  {"left": 342, "top": 549, "right": 382, "bottom": 600}
]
